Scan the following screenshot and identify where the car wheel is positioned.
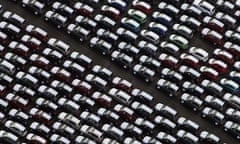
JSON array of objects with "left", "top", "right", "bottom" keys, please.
[
  {"left": 224, "top": 128, "right": 227, "bottom": 131},
  {"left": 57, "top": 25, "right": 61, "bottom": 29},
  {"left": 67, "top": 31, "right": 70, "bottom": 34},
  {"left": 193, "top": 108, "right": 197, "bottom": 111},
  {"left": 111, "top": 58, "right": 114, "bottom": 61},
  {"left": 133, "top": 71, "right": 136, "bottom": 75},
  {"left": 202, "top": 114, "right": 206, "bottom": 118},
  {"left": 145, "top": 79, "right": 149, "bottom": 82},
  {"left": 22, "top": 4, "right": 26, "bottom": 7},
  {"left": 102, "top": 52, "right": 106, "bottom": 55},
  {"left": 180, "top": 101, "right": 184, "bottom": 104},
  {"left": 123, "top": 65, "right": 127, "bottom": 69},
  {"left": 44, "top": 18, "right": 48, "bottom": 21},
  {"left": 237, "top": 136, "right": 240, "bottom": 139},
  {"left": 34, "top": 11, "right": 39, "bottom": 15}
]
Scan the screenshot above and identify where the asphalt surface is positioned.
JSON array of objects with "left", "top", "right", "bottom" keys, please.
[{"left": 1, "top": 1, "right": 240, "bottom": 144}]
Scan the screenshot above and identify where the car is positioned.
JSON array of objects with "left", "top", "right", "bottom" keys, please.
[
  {"left": 92, "top": 65, "right": 113, "bottom": 81},
  {"left": 26, "top": 133, "right": 47, "bottom": 144},
  {"left": 75, "top": 15, "right": 97, "bottom": 30},
  {"left": 216, "top": 0, "right": 234, "bottom": 13},
  {"left": 131, "top": 88, "right": 153, "bottom": 103},
  {"left": 223, "top": 41, "right": 240, "bottom": 57},
  {"left": 131, "top": 101, "right": 153, "bottom": 117},
  {"left": 44, "top": 10, "right": 68, "bottom": 28},
  {"left": 51, "top": 66, "right": 71, "bottom": 83},
  {"left": 182, "top": 81, "right": 204, "bottom": 95},
  {"left": 43, "top": 48, "right": 64, "bottom": 64},
  {"left": 223, "top": 93, "right": 240, "bottom": 110},
  {"left": 180, "top": 53, "right": 199, "bottom": 68},
  {"left": 234, "top": 61, "right": 240, "bottom": 71},
  {"left": 169, "top": 34, "right": 189, "bottom": 49},
  {"left": 193, "top": 0, "right": 215, "bottom": 15},
  {"left": 154, "top": 115, "right": 176, "bottom": 132},
  {"left": 90, "top": 37, "right": 112, "bottom": 55},
  {"left": 181, "top": 3, "right": 203, "bottom": 19},
  {"left": 52, "top": 121, "right": 75, "bottom": 136},
  {"left": 139, "top": 55, "right": 161, "bottom": 71},
  {"left": 73, "top": 2, "right": 94, "bottom": 17},
  {"left": 201, "top": 28, "right": 223, "bottom": 45},
  {"left": 0, "top": 31, "right": 9, "bottom": 45},
  {"left": 156, "top": 79, "right": 179, "bottom": 96},
  {"left": 161, "top": 67, "right": 183, "bottom": 82},
  {"left": 176, "top": 129, "right": 199, "bottom": 144},
  {"left": 112, "top": 76, "right": 133, "bottom": 93},
  {"left": 200, "top": 66, "right": 219, "bottom": 81},
  {"left": 114, "top": 104, "right": 135, "bottom": 122},
  {"left": 102, "top": 124, "right": 124, "bottom": 141},
  {"left": 120, "top": 121, "right": 143, "bottom": 137},
  {"left": 158, "top": 53, "right": 179, "bottom": 68},
  {"left": 108, "top": 88, "right": 132, "bottom": 105},
  {"left": 85, "top": 74, "right": 108, "bottom": 91},
  {"left": 225, "top": 30, "right": 240, "bottom": 45},
  {"left": 172, "top": 23, "right": 193, "bottom": 39},
  {"left": 4, "top": 52, "right": 27, "bottom": 68},
  {"left": 72, "top": 94, "right": 95, "bottom": 109},
  {"left": 152, "top": 11, "right": 173, "bottom": 27},
  {"left": 50, "top": 134, "right": 70, "bottom": 144},
  {"left": 15, "top": 71, "right": 39, "bottom": 88},
  {"left": 29, "top": 107, "right": 53, "bottom": 125},
  {"left": 116, "top": 27, "right": 138, "bottom": 42},
  {"left": 203, "top": 16, "right": 225, "bottom": 33},
  {"left": 96, "top": 28, "right": 119, "bottom": 43},
  {"left": 21, "top": 0, "right": 45, "bottom": 15},
  {"left": 51, "top": 80, "right": 73, "bottom": 95},
  {"left": 200, "top": 131, "right": 221, "bottom": 144},
  {"left": 220, "top": 78, "right": 240, "bottom": 93},
  {"left": 0, "top": 58, "right": 16, "bottom": 75},
  {"left": 13, "top": 83, "right": 35, "bottom": 97},
  {"left": 2, "top": 11, "right": 26, "bottom": 28},
  {"left": 121, "top": 17, "right": 140, "bottom": 33},
  {"left": 8, "top": 41, "right": 30, "bottom": 57},
  {"left": 128, "top": 9, "right": 147, "bottom": 24},
  {"left": 181, "top": 93, "right": 203, "bottom": 111},
  {"left": 58, "top": 98, "right": 80, "bottom": 114},
  {"left": 72, "top": 79, "right": 93, "bottom": 95},
  {"left": 155, "top": 103, "right": 177, "bottom": 120},
  {"left": 38, "top": 85, "right": 59, "bottom": 100},
  {"left": 25, "top": 24, "right": 48, "bottom": 42},
  {"left": 225, "top": 108, "right": 240, "bottom": 124},
  {"left": 75, "top": 136, "right": 96, "bottom": 144},
  {"left": 118, "top": 41, "right": 140, "bottom": 56},
  {"left": 101, "top": 5, "right": 120, "bottom": 20},
  {"left": 157, "top": 131, "right": 177, "bottom": 144},
  {"left": 67, "top": 23, "right": 90, "bottom": 41},
  {"left": 201, "top": 79, "right": 223, "bottom": 96},
  {"left": 47, "top": 38, "right": 70, "bottom": 55},
  {"left": 189, "top": 47, "right": 209, "bottom": 62},
  {"left": 208, "top": 58, "right": 228, "bottom": 74},
  {"left": 91, "top": 91, "right": 113, "bottom": 108},
  {"left": 30, "top": 121, "right": 51, "bottom": 136},
  {"left": 0, "top": 21, "right": 21, "bottom": 38},
  {"left": 21, "top": 34, "right": 41, "bottom": 50},
  {"left": 148, "top": 22, "right": 168, "bottom": 37},
  {"left": 8, "top": 109, "right": 30, "bottom": 124},
  {"left": 107, "top": 0, "right": 127, "bottom": 12},
  {"left": 133, "top": 64, "right": 155, "bottom": 82},
  {"left": 111, "top": 50, "right": 133, "bottom": 69},
  {"left": 52, "top": 1, "right": 74, "bottom": 16},
  {"left": 140, "top": 29, "right": 160, "bottom": 44},
  {"left": 0, "top": 72, "right": 13, "bottom": 86},
  {"left": 97, "top": 108, "right": 120, "bottom": 124},
  {"left": 177, "top": 117, "right": 199, "bottom": 133},
  {"left": 5, "top": 120, "right": 27, "bottom": 136},
  {"left": 124, "top": 137, "right": 141, "bottom": 144},
  {"left": 80, "top": 111, "right": 101, "bottom": 127},
  {"left": 179, "top": 65, "right": 201, "bottom": 80},
  {"left": 35, "top": 97, "right": 58, "bottom": 112},
  {"left": 138, "top": 40, "right": 158, "bottom": 56},
  {"left": 202, "top": 107, "right": 225, "bottom": 125},
  {"left": 94, "top": 14, "right": 116, "bottom": 28},
  {"left": 205, "top": 95, "right": 225, "bottom": 110},
  {"left": 179, "top": 14, "right": 202, "bottom": 30},
  {"left": 160, "top": 41, "right": 180, "bottom": 55},
  {"left": 158, "top": 2, "right": 180, "bottom": 17},
  {"left": 224, "top": 121, "right": 240, "bottom": 139},
  {"left": 70, "top": 51, "right": 93, "bottom": 69},
  {"left": 215, "top": 12, "right": 237, "bottom": 29},
  {"left": 132, "top": 0, "right": 151, "bottom": 14},
  {"left": 230, "top": 71, "right": 240, "bottom": 84},
  {"left": 58, "top": 112, "right": 81, "bottom": 128},
  {"left": 134, "top": 118, "right": 155, "bottom": 133},
  {"left": 142, "top": 136, "right": 162, "bottom": 144},
  {"left": 0, "top": 130, "right": 19, "bottom": 144}
]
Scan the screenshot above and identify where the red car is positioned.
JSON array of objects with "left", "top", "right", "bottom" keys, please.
[
  {"left": 213, "top": 48, "right": 234, "bottom": 64},
  {"left": 223, "top": 41, "right": 240, "bottom": 57},
  {"left": 132, "top": 0, "right": 152, "bottom": 14},
  {"left": 30, "top": 54, "right": 51, "bottom": 70},
  {"left": 21, "top": 35, "right": 42, "bottom": 50},
  {"left": 112, "top": 77, "right": 133, "bottom": 93},
  {"left": 25, "top": 25, "right": 49, "bottom": 42},
  {"left": 203, "top": 16, "right": 225, "bottom": 33},
  {"left": 9, "top": 41, "right": 31, "bottom": 57},
  {"left": 91, "top": 91, "right": 113, "bottom": 108},
  {"left": 72, "top": 79, "right": 94, "bottom": 96},
  {"left": 50, "top": 66, "right": 72, "bottom": 83},
  {"left": 73, "top": 2, "right": 94, "bottom": 17},
  {"left": 180, "top": 53, "right": 199, "bottom": 69},
  {"left": 158, "top": 53, "right": 179, "bottom": 69},
  {"left": 114, "top": 104, "right": 135, "bottom": 122},
  {"left": 208, "top": 58, "right": 228, "bottom": 74},
  {"left": 29, "top": 107, "right": 53, "bottom": 125},
  {"left": 0, "top": 31, "right": 9, "bottom": 45},
  {"left": 200, "top": 66, "right": 219, "bottom": 81},
  {"left": 201, "top": 28, "right": 224, "bottom": 46},
  {"left": 5, "top": 93, "right": 29, "bottom": 110},
  {"left": 101, "top": 5, "right": 120, "bottom": 20}
]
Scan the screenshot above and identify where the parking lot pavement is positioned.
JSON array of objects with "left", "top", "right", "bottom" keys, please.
[{"left": 1, "top": 1, "right": 240, "bottom": 144}]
